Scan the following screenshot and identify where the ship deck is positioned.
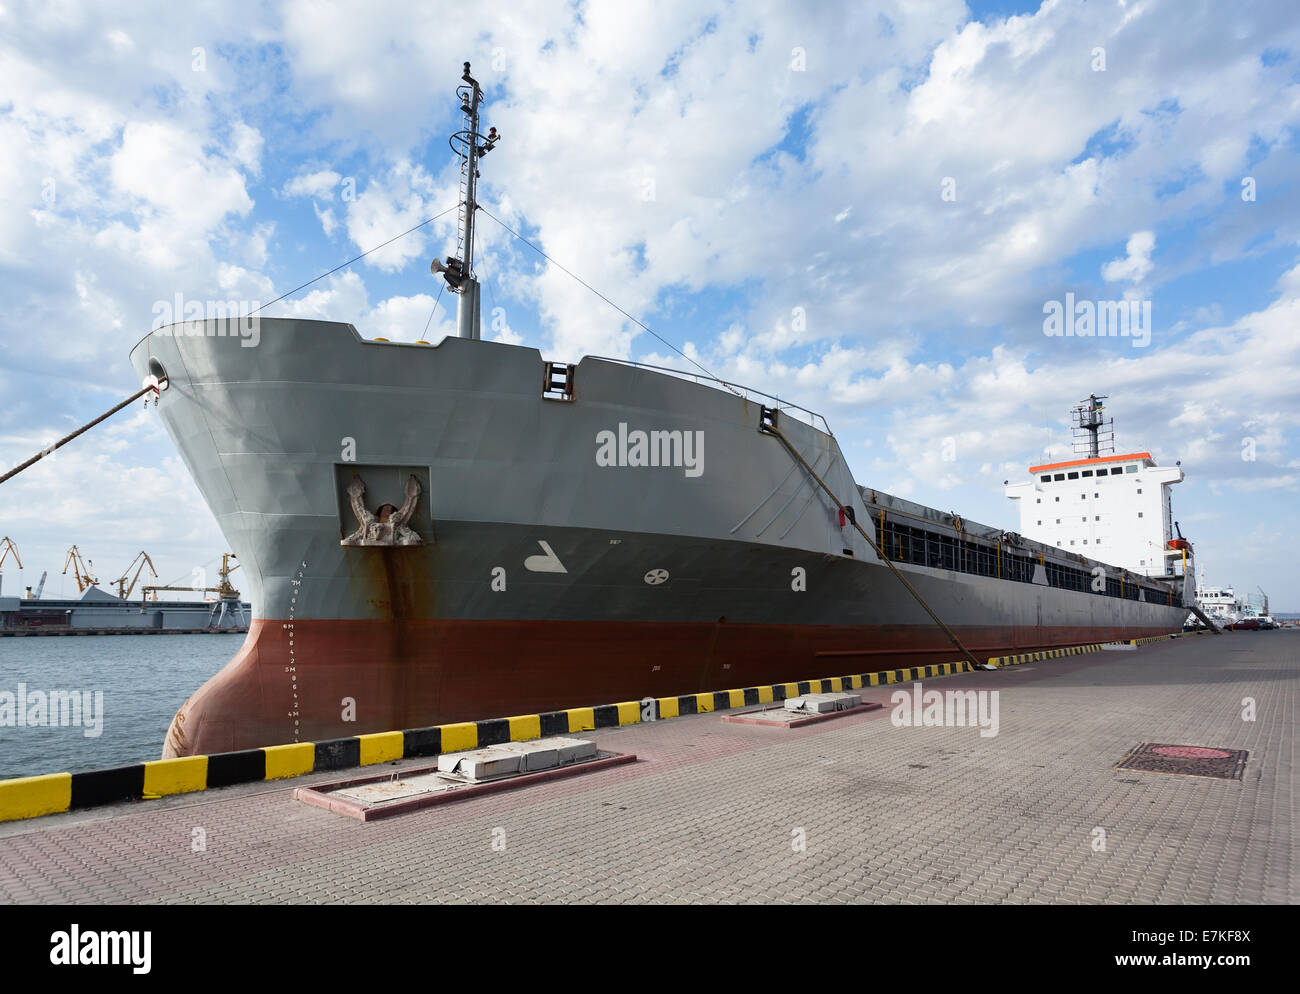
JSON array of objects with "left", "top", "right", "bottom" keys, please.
[{"left": 0, "top": 630, "right": 1293, "bottom": 904}]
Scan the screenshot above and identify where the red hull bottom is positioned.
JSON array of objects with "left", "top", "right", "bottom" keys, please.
[{"left": 162, "top": 618, "right": 1175, "bottom": 757}]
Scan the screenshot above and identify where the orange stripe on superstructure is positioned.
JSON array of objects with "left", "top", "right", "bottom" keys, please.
[{"left": 1029, "top": 452, "right": 1152, "bottom": 473}]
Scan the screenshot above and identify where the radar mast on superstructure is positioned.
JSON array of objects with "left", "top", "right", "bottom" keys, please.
[
  {"left": 429, "top": 61, "right": 500, "bottom": 341},
  {"left": 1071, "top": 393, "right": 1115, "bottom": 459}
]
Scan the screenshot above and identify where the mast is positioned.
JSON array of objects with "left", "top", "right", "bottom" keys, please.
[
  {"left": 432, "top": 61, "right": 499, "bottom": 340},
  {"left": 1070, "top": 393, "right": 1114, "bottom": 459}
]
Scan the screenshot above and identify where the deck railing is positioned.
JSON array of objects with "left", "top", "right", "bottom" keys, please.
[{"left": 585, "top": 355, "right": 833, "bottom": 435}]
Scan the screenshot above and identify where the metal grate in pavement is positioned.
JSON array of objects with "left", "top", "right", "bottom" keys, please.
[{"left": 1115, "top": 742, "right": 1248, "bottom": 780}]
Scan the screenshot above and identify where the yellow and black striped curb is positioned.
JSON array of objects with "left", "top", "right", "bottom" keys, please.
[
  {"left": 0, "top": 659, "right": 991, "bottom": 824},
  {"left": 988, "top": 642, "right": 1107, "bottom": 668},
  {"left": 989, "top": 630, "right": 1194, "bottom": 668},
  {"left": 0, "top": 638, "right": 1181, "bottom": 823},
  {"left": 1131, "top": 630, "right": 1206, "bottom": 646},
  {"left": 9, "top": 633, "right": 1185, "bottom": 824}
]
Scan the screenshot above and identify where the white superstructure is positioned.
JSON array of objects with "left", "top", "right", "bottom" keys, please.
[{"left": 1005, "top": 396, "right": 1186, "bottom": 578}]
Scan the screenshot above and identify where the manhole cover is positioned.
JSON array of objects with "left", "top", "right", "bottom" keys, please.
[
  {"left": 1115, "top": 742, "right": 1248, "bottom": 780},
  {"left": 1151, "top": 745, "right": 1230, "bottom": 759}
]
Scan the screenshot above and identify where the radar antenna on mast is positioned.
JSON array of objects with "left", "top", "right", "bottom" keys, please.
[
  {"left": 1071, "top": 393, "right": 1115, "bottom": 459},
  {"left": 429, "top": 60, "right": 500, "bottom": 341}
]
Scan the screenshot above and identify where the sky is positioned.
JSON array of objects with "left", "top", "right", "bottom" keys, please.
[{"left": 0, "top": 0, "right": 1297, "bottom": 611}]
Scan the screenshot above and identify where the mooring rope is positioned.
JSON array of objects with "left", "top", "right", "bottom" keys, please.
[
  {"left": 3, "top": 206, "right": 465, "bottom": 488},
  {"left": 759, "top": 420, "right": 983, "bottom": 669},
  {"left": 0, "top": 385, "right": 156, "bottom": 486}
]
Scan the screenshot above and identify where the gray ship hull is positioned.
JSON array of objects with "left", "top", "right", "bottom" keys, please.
[{"left": 130, "top": 319, "right": 1189, "bottom": 756}]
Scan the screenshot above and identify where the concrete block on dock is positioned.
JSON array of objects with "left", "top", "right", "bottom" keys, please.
[
  {"left": 437, "top": 746, "right": 521, "bottom": 780},
  {"left": 436, "top": 736, "right": 597, "bottom": 780},
  {"left": 499, "top": 740, "right": 560, "bottom": 772},
  {"left": 548, "top": 737, "right": 598, "bottom": 764},
  {"left": 785, "top": 691, "right": 861, "bottom": 713}
]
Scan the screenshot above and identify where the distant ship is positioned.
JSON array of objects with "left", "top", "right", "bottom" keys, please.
[
  {"left": 129, "top": 63, "right": 1198, "bottom": 758},
  {"left": 1192, "top": 577, "right": 1243, "bottom": 629}
]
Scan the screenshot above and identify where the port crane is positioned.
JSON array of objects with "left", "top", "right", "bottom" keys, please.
[
  {"left": 141, "top": 553, "right": 245, "bottom": 627},
  {"left": 112, "top": 551, "right": 158, "bottom": 601},
  {"left": 62, "top": 545, "right": 98, "bottom": 593},
  {"left": 0, "top": 536, "right": 21, "bottom": 597},
  {"left": 24, "top": 571, "right": 47, "bottom": 600}
]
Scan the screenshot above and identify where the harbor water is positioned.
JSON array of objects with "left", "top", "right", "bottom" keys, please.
[{"left": 0, "top": 633, "right": 242, "bottom": 779}]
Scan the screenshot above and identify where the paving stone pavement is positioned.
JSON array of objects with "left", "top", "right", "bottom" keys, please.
[{"left": 0, "top": 632, "right": 1294, "bottom": 904}]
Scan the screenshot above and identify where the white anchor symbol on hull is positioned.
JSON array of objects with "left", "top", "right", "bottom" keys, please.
[{"left": 524, "top": 540, "right": 567, "bottom": 573}]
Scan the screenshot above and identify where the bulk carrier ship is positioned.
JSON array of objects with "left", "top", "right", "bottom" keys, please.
[{"left": 129, "top": 64, "right": 1198, "bottom": 758}]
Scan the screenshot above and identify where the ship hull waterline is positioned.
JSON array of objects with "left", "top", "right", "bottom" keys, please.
[
  {"left": 129, "top": 318, "right": 1191, "bottom": 759},
  {"left": 162, "top": 518, "right": 1187, "bottom": 757},
  {"left": 165, "top": 616, "right": 1176, "bottom": 757}
]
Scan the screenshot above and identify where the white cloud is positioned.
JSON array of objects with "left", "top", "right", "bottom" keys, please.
[
  {"left": 230, "top": 121, "right": 264, "bottom": 176},
  {"left": 269, "top": 270, "right": 368, "bottom": 322},
  {"left": 313, "top": 202, "right": 338, "bottom": 236},
  {"left": 282, "top": 169, "right": 342, "bottom": 200},
  {"left": 105, "top": 29, "right": 135, "bottom": 52},
  {"left": 1102, "top": 231, "right": 1156, "bottom": 284},
  {"left": 363, "top": 292, "right": 452, "bottom": 343},
  {"left": 340, "top": 163, "right": 452, "bottom": 273},
  {"left": 110, "top": 120, "right": 254, "bottom": 231}
]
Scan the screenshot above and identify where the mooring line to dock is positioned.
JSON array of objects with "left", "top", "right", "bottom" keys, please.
[
  {"left": 0, "top": 384, "right": 156, "bottom": 486},
  {"left": 3, "top": 206, "right": 470, "bottom": 489},
  {"left": 759, "top": 420, "right": 983, "bottom": 670}
]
